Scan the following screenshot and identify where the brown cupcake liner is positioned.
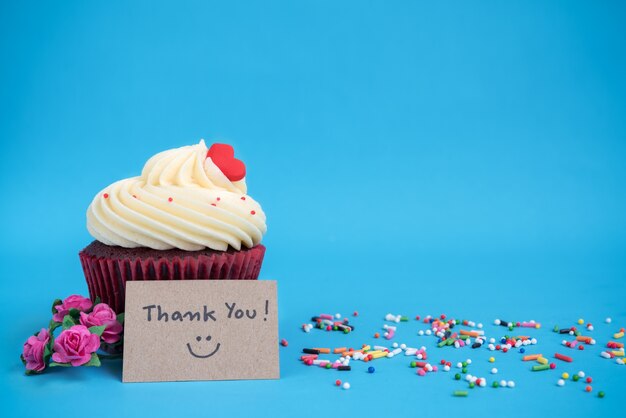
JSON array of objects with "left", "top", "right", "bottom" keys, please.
[{"left": 79, "top": 244, "right": 265, "bottom": 314}]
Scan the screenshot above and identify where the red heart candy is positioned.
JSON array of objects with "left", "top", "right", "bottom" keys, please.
[{"left": 206, "top": 143, "right": 246, "bottom": 182}]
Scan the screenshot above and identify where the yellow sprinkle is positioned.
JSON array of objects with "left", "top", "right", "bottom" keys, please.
[
  {"left": 577, "top": 319, "right": 584, "bottom": 325},
  {"left": 370, "top": 351, "right": 388, "bottom": 359},
  {"left": 489, "top": 357, "right": 495, "bottom": 363},
  {"left": 614, "top": 332, "right": 624, "bottom": 339},
  {"left": 562, "top": 372, "right": 570, "bottom": 379},
  {"left": 537, "top": 357, "right": 549, "bottom": 365},
  {"left": 612, "top": 350, "right": 625, "bottom": 357}
]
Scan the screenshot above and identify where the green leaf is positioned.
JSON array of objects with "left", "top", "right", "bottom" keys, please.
[
  {"left": 49, "top": 320, "right": 61, "bottom": 333},
  {"left": 84, "top": 353, "right": 101, "bottom": 367},
  {"left": 116, "top": 313, "right": 125, "bottom": 324},
  {"left": 69, "top": 308, "right": 81, "bottom": 319},
  {"left": 88, "top": 325, "right": 106, "bottom": 337},
  {"left": 20, "top": 354, "right": 26, "bottom": 366},
  {"left": 50, "top": 299, "right": 62, "bottom": 315},
  {"left": 49, "top": 361, "right": 71, "bottom": 368},
  {"left": 94, "top": 296, "right": 101, "bottom": 306},
  {"left": 25, "top": 369, "right": 39, "bottom": 376},
  {"left": 62, "top": 315, "right": 76, "bottom": 330},
  {"left": 44, "top": 345, "right": 51, "bottom": 358}
]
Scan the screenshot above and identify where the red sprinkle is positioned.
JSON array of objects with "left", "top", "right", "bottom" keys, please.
[
  {"left": 103, "top": 193, "right": 109, "bottom": 199},
  {"left": 168, "top": 197, "right": 173, "bottom": 202},
  {"left": 241, "top": 196, "right": 246, "bottom": 200},
  {"left": 132, "top": 194, "right": 137, "bottom": 199},
  {"left": 250, "top": 210, "right": 256, "bottom": 215},
  {"left": 555, "top": 353, "right": 573, "bottom": 362},
  {"left": 586, "top": 377, "right": 592, "bottom": 383},
  {"left": 216, "top": 197, "right": 221, "bottom": 201},
  {"left": 211, "top": 203, "right": 216, "bottom": 207},
  {"left": 353, "top": 311, "right": 359, "bottom": 317},
  {"left": 335, "top": 380, "right": 342, "bottom": 386},
  {"left": 280, "top": 339, "right": 288, "bottom": 347}
]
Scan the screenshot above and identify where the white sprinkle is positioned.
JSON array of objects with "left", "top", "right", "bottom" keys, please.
[
  {"left": 606, "top": 317, "right": 612, "bottom": 324},
  {"left": 507, "top": 380, "right": 515, "bottom": 388},
  {"left": 577, "top": 371, "right": 585, "bottom": 378},
  {"left": 335, "top": 313, "right": 341, "bottom": 319},
  {"left": 342, "top": 382, "right": 350, "bottom": 390},
  {"left": 491, "top": 368, "right": 498, "bottom": 374},
  {"left": 557, "top": 379, "right": 565, "bottom": 386},
  {"left": 477, "top": 323, "right": 483, "bottom": 329}
]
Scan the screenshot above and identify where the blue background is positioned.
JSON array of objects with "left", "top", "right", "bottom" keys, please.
[{"left": 1, "top": 1, "right": 625, "bottom": 417}]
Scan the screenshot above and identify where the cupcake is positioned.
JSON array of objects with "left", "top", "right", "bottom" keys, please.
[{"left": 79, "top": 140, "right": 267, "bottom": 313}]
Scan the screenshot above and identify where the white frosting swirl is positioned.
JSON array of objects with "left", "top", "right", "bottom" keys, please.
[{"left": 86, "top": 140, "right": 267, "bottom": 251}]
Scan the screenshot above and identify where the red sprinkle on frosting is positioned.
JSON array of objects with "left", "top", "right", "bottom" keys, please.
[
  {"left": 168, "top": 197, "right": 173, "bottom": 202},
  {"left": 216, "top": 197, "right": 221, "bottom": 201},
  {"left": 241, "top": 196, "right": 246, "bottom": 200},
  {"left": 250, "top": 210, "right": 256, "bottom": 215},
  {"left": 211, "top": 203, "right": 216, "bottom": 207},
  {"left": 103, "top": 193, "right": 109, "bottom": 199}
]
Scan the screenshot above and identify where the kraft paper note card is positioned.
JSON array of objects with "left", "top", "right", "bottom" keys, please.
[{"left": 122, "top": 280, "right": 279, "bottom": 383}]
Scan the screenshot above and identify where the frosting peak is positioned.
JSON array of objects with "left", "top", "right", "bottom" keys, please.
[{"left": 86, "top": 140, "right": 267, "bottom": 251}]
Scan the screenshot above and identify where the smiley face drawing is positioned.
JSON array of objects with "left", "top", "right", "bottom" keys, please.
[{"left": 186, "top": 335, "right": 221, "bottom": 359}]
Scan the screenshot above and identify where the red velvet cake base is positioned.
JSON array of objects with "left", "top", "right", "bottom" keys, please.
[{"left": 78, "top": 241, "right": 265, "bottom": 313}]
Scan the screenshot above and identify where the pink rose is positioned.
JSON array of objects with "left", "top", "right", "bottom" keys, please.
[
  {"left": 22, "top": 328, "right": 50, "bottom": 372},
  {"left": 79, "top": 303, "right": 123, "bottom": 344},
  {"left": 53, "top": 295, "right": 93, "bottom": 323},
  {"left": 52, "top": 325, "right": 100, "bottom": 366}
]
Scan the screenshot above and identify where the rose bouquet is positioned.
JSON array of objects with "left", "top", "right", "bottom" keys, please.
[{"left": 21, "top": 295, "right": 124, "bottom": 375}]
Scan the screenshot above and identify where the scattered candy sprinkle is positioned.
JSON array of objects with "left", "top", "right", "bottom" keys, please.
[{"left": 298, "top": 311, "right": 617, "bottom": 398}]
